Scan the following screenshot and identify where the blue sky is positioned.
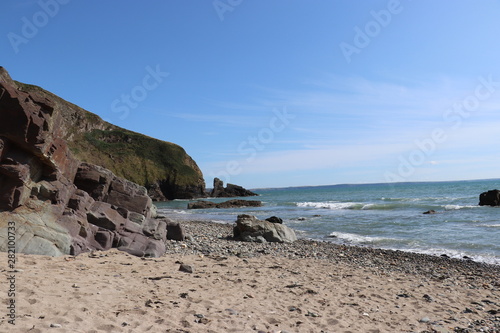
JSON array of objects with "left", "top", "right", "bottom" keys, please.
[{"left": 2, "top": 0, "right": 500, "bottom": 188}]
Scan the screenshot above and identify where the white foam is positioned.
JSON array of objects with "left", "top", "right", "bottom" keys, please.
[
  {"left": 296, "top": 201, "right": 360, "bottom": 210},
  {"left": 443, "top": 204, "right": 477, "bottom": 210},
  {"left": 405, "top": 248, "right": 500, "bottom": 265},
  {"left": 328, "top": 231, "right": 387, "bottom": 244}
]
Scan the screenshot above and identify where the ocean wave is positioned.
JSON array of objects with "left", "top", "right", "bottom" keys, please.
[
  {"left": 327, "top": 231, "right": 392, "bottom": 244},
  {"left": 296, "top": 201, "right": 417, "bottom": 211},
  {"left": 442, "top": 204, "right": 478, "bottom": 210},
  {"left": 296, "top": 201, "right": 363, "bottom": 210},
  {"left": 404, "top": 248, "right": 500, "bottom": 265},
  {"left": 157, "top": 209, "right": 191, "bottom": 215},
  {"left": 481, "top": 224, "right": 500, "bottom": 228}
]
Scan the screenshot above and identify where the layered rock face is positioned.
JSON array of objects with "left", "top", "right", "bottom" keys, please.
[
  {"left": 0, "top": 67, "right": 181, "bottom": 257},
  {"left": 210, "top": 178, "right": 258, "bottom": 197}
]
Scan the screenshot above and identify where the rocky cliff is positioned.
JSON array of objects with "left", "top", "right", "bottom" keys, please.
[
  {"left": 0, "top": 67, "right": 187, "bottom": 257},
  {"left": 11, "top": 72, "right": 205, "bottom": 200}
]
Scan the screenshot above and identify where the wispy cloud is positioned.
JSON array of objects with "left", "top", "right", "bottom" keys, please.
[{"left": 204, "top": 74, "right": 500, "bottom": 185}]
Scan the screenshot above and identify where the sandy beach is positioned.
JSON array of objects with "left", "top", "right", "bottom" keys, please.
[{"left": 1, "top": 220, "right": 499, "bottom": 333}]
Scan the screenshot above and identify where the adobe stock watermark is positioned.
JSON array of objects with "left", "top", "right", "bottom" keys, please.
[
  {"left": 339, "top": 0, "right": 407, "bottom": 64},
  {"left": 7, "top": 0, "right": 71, "bottom": 54},
  {"left": 385, "top": 75, "right": 500, "bottom": 183},
  {"left": 111, "top": 65, "right": 169, "bottom": 120},
  {"left": 6, "top": 221, "right": 17, "bottom": 325},
  {"left": 211, "top": 107, "right": 294, "bottom": 184},
  {"left": 213, "top": 0, "right": 243, "bottom": 21}
]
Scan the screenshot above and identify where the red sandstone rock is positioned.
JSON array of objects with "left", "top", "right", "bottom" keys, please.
[{"left": 0, "top": 67, "right": 176, "bottom": 257}]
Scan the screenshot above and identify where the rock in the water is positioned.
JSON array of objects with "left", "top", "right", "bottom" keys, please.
[
  {"left": 188, "top": 199, "right": 262, "bottom": 209},
  {"left": 210, "top": 178, "right": 258, "bottom": 197},
  {"left": 423, "top": 210, "right": 437, "bottom": 214},
  {"left": 265, "top": 216, "right": 283, "bottom": 224},
  {"left": 479, "top": 189, "right": 500, "bottom": 206},
  {"left": 233, "top": 214, "right": 297, "bottom": 243}
]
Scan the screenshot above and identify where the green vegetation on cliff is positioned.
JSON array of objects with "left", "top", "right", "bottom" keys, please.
[
  {"left": 15, "top": 81, "right": 205, "bottom": 199},
  {"left": 75, "top": 129, "right": 199, "bottom": 187}
]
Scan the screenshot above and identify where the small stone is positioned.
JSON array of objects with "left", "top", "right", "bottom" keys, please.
[
  {"left": 225, "top": 308, "right": 238, "bottom": 315},
  {"left": 305, "top": 311, "right": 320, "bottom": 317},
  {"left": 71, "top": 284, "right": 79, "bottom": 288},
  {"left": 50, "top": 323, "right": 62, "bottom": 328},
  {"left": 419, "top": 317, "right": 431, "bottom": 323},
  {"left": 179, "top": 264, "right": 194, "bottom": 273},
  {"left": 194, "top": 314, "right": 204, "bottom": 318}
]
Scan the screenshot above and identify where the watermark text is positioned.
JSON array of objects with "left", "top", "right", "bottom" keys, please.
[{"left": 7, "top": 0, "right": 71, "bottom": 54}]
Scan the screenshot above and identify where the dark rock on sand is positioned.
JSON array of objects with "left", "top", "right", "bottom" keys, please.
[
  {"left": 210, "top": 178, "right": 258, "bottom": 197},
  {"left": 179, "top": 264, "right": 194, "bottom": 273},
  {"left": 166, "top": 221, "right": 185, "bottom": 241},
  {"left": 188, "top": 199, "right": 262, "bottom": 209},
  {"left": 233, "top": 214, "right": 297, "bottom": 243},
  {"left": 479, "top": 189, "right": 500, "bottom": 206}
]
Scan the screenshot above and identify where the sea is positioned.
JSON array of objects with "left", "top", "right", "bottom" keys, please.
[{"left": 156, "top": 179, "right": 500, "bottom": 265}]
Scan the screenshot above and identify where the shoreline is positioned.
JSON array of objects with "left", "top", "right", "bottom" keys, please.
[
  {"left": 166, "top": 216, "right": 500, "bottom": 268},
  {"left": 170, "top": 219, "right": 500, "bottom": 275},
  {"left": 1, "top": 218, "right": 499, "bottom": 332}
]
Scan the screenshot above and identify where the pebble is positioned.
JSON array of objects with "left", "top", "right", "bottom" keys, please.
[
  {"left": 179, "top": 264, "right": 194, "bottom": 273},
  {"left": 50, "top": 323, "right": 62, "bottom": 328},
  {"left": 305, "top": 311, "right": 320, "bottom": 317},
  {"left": 419, "top": 317, "right": 431, "bottom": 323},
  {"left": 225, "top": 308, "right": 238, "bottom": 315}
]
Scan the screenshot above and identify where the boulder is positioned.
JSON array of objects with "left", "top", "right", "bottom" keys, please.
[
  {"left": 233, "top": 214, "right": 297, "bottom": 243},
  {"left": 188, "top": 199, "right": 262, "bottom": 209},
  {"left": 166, "top": 221, "right": 185, "bottom": 241},
  {"left": 479, "top": 189, "right": 500, "bottom": 206},
  {"left": 210, "top": 178, "right": 258, "bottom": 197}
]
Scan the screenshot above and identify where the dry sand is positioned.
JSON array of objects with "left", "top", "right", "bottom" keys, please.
[{"left": 1, "top": 220, "right": 500, "bottom": 333}]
